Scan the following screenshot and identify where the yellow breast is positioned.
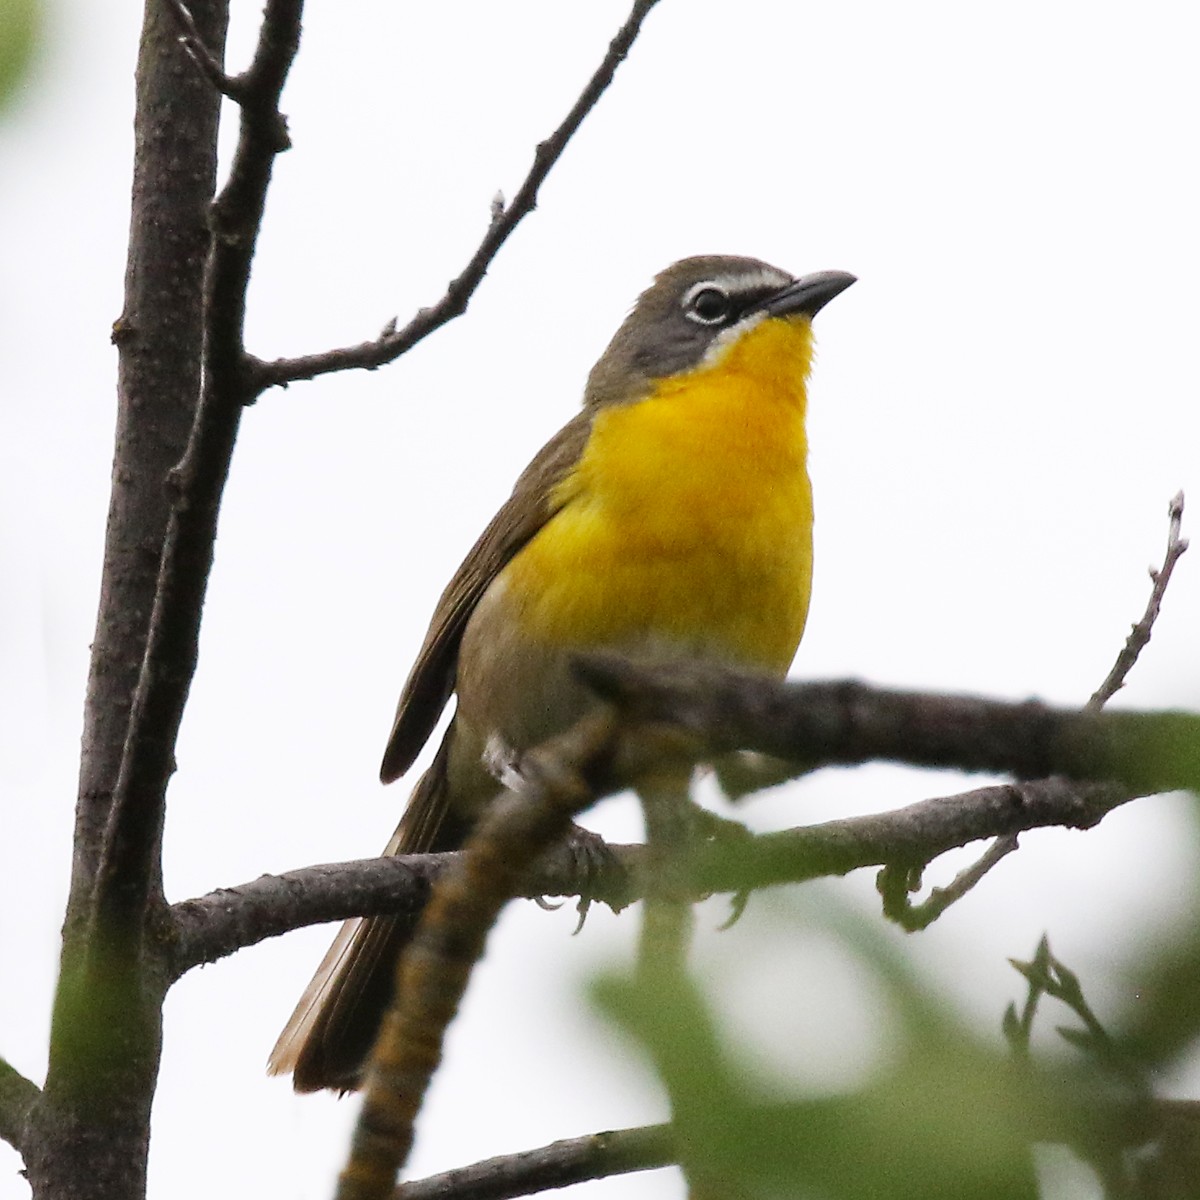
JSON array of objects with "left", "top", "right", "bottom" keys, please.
[{"left": 501, "top": 315, "right": 818, "bottom": 674}]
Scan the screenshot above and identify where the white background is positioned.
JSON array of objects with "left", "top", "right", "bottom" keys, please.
[{"left": 1, "top": 2, "right": 1199, "bottom": 1198}]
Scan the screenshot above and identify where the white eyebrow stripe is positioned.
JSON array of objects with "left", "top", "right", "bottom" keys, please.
[{"left": 703, "top": 267, "right": 793, "bottom": 296}]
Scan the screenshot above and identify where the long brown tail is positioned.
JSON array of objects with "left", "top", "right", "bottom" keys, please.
[{"left": 268, "top": 741, "right": 467, "bottom": 1092}]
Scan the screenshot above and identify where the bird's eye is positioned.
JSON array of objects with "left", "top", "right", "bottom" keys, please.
[{"left": 684, "top": 284, "right": 732, "bottom": 326}]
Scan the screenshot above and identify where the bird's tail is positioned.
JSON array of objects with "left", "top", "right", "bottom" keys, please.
[{"left": 267, "top": 739, "right": 464, "bottom": 1093}]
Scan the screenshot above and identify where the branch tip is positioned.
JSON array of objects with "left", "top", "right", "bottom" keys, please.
[
  {"left": 1087, "top": 493, "right": 1189, "bottom": 711},
  {"left": 254, "top": 0, "right": 663, "bottom": 395}
]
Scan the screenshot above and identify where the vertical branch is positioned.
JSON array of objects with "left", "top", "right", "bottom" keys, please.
[
  {"left": 90, "top": 0, "right": 302, "bottom": 951},
  {"left": 30, "top": 0, "right": 302, "bottom": 1196},
  {"left": 635, "top": 773, "right": 697, "bottom": 979},
  {"left": 339, "top": 717, "right": 617, "bottom": 1200},
  {"left": 33, "top": 4, "right": 230, "bottom": 1197},
  {"left": 67, "top": 0, "right": 229, "bottom": 944},
  {"left": 634, "top": 774, "right": 717, "bottom": 1200}
]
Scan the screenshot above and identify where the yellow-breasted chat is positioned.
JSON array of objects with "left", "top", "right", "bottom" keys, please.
[{"left": 269, "top": 255, "right": 855, "bottom": 1092}]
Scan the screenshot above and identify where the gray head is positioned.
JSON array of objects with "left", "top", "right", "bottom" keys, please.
[{"left": 585, "top": 255, "right": 855, "bottom": 408}]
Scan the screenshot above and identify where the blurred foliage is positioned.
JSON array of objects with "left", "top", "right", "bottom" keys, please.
[
  {"left": 592, "top": 872, "right": 1200, "bottom": 1200},
  {"left": 1005, "top": 931, "right": 1200, "bottom": 1198},
  {"left": 1118, "top": 885, "right": 1200, "bottom": 1073},
  {"left": 0, "top": 0, "right": 39, "bottom": 115},
  {"left": 592, "top": 908, "right": 1055, "bottom": 1200}
]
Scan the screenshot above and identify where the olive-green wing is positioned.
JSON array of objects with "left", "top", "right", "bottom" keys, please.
[{"left": 379, "top": 409, "right": 594, "bottom": 783}]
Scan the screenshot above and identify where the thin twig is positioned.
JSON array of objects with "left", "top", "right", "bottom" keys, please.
[
  {"left": 1089, "top": 491, "right": 1188, "bottom": 710},
  {"left": 250, "top": 0, "right": 664, "bottom": 392},
  {"left": 884, "top": 495, "right": 1190, "bottom": 930},
  {"left": 879, "top": 832, "right": 1020, "bottom": 932},
  {"left": 1003, "top": 933, "right": 1053, "bottom": 1057},
  {"left": 1008, "top": 937, "right": 1200, "bottom": 1196},
  {"left": 396, "top": 1123, "right": 675, "bottom": 1200},
  {"left": 162, "top": 0, "right": 244, "bottom": 99},
  {"left": 1007, "top": 937, "right": 1144, "bottom": 1089}
]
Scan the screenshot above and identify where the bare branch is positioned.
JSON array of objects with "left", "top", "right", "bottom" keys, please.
[
  {"left": 396, "top": 1123, "right": 675, "bottom": 1200},
  {"left": 1089, "top": 491, "right": 1188, "bottom": 710},
  {"left": 68, "top": 0, "right": 229, "bottom": 949},
  {"left": 250, "top": 0, "right": 664, "bottom": 393},
  {"left": 171, "top": 853, "right": 445, "bottom": 977},
  {"left": 170, "top": 773, "right": 1139, "bottom": 976},
  {"left": 394, "top": 1099, "right": 1200, "bottom": 1200},
  {"left": 93, "top": 0, "right": 303, "bottom": 945},
  {"left": 169, "top": 827, "right": 637, "bottom": 977},
  {"left": 576, "top": 656, "right": 1200, "bottom": 797},
  {"left": 31, "top": 6, "right": 232, "bottom": 1198},
  {"left": 884, "top": 498, "right": 1190, "bottom": 931},
  {"left": 0, "top": 1057, "right": 39, "bottom": 1155},
  {"left": 691, "top": 778, "right": 1133, "bottom": 896},
  {"left": 168, "top": 842, "right": 631, "bottom": 976},
  {"left": 171, "top": 666, "right": 1200, "bottom": 974}
]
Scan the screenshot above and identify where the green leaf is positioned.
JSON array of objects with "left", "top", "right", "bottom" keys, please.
[{"left": 0, "top": 0, "right": 39, "bottom": 114}]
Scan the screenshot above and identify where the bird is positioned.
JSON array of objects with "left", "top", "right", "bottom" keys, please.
[{"left": 268, "top": 255, "right": 855, "bottom": 1092}]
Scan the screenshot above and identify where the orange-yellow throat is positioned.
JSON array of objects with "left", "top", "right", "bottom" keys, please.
[{"left": 503, "top": 314, "right": 817, "bottom": 672}]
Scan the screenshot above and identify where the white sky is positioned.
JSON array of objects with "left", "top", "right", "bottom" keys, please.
[{"left": 2, "top": 2, "right": 1199, "bottom": 1199}]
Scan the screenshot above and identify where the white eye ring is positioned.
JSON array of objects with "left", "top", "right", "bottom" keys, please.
[{"left": 682, "top": 281, "right": 732, "bottom": 326}]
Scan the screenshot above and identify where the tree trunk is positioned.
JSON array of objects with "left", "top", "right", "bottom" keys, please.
[{"left": 24, "top": 3, "right": 228, "bottom": 1196}]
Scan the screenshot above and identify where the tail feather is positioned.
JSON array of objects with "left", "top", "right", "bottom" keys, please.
[{"left": 268, "top": 742, "right": 465, "bottom": 1092}]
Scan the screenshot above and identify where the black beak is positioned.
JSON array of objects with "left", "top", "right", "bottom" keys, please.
[{"left": 760, "top": 270, "right": 857, "bottom": 319}]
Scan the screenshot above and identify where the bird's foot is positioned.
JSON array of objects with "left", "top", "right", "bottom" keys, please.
[
  {"left": 680, "top": 803, "right": 754, "bottom": 929},
  {"left": 568, "top": 824, "right": 632, "bottom": 931}
]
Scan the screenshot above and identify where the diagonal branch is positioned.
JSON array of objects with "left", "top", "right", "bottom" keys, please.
[
  {"left": 395, "top": 1122, "right": 675, "bottom": 1200},
  {"left": 884, "top": 492, "right": 1190, "bottom": 929},
  {"left": 1089, "top": 491, "right": 1188, "bottom": 710},
  {"left": 0, "top": 1056, "right": 40, "bottom": 1156},
  {"left": 249, "top": 0, "right": 664, "bottom": 393},
  {"left": 66, "top": 0, "right": 230, "bottom": 946},
  {"left": 338, "top": 713, "right": 621, "bottom": 1200}
]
